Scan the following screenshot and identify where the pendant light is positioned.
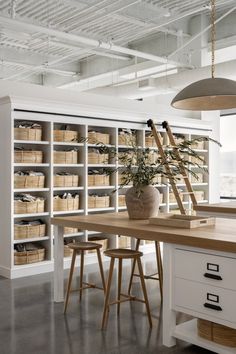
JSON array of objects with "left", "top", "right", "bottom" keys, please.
[{"left": 171, "top": 0, "right": 236, "bottom": 111}]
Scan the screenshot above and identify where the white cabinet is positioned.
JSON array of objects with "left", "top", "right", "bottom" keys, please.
[{"left": 0, "top": 96, "right": 211, "bottom": 279}]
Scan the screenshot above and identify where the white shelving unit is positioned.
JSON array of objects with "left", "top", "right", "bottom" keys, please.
[{"left": 0, "top": 96, "right": 212, "bottom": 279}]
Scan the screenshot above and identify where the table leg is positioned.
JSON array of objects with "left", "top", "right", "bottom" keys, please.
[
  {"left": 54, "top": 225, "right": 64, "bottom": 302},
  {"left": 163, "top": 243, "right": 176, "bottom": 347}
]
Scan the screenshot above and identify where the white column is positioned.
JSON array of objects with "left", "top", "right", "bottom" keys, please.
[{"left": 54, "top": 225, "right": 64, "bottom": 302}]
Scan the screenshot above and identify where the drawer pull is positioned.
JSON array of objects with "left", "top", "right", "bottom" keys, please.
[
  {"left": 204, "top": 273, "right": 222, "bottom": 280},
  {"left": 204, "top": 303, "right": 222, "bottom": 311}
]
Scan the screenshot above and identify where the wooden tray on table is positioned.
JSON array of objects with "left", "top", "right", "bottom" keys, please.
[{"left": 149, "top": 213, "right": 215, "bottom": 229}]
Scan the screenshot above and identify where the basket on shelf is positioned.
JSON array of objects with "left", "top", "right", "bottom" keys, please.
[
  {"left": 88, "top": 195, "right": 110, "bottom": 208},
  {"left": 87, "top": 236, "right": 108, "bottom": 253},
  {"left": 194, "top": 190, "right": 205, "bottom": 201},
  {"left": 53, "top": 194, "right": 79, "bottom": 211},
  {"left": 64, "top": 244, "right": 73, "bottom": 257},
  {"left": 88, "top": 151, "right": 109, "bottom": 164},
  {"left": 118, "top": 128, "right": 136, "bottom": 145},
  {"left": 14, "top": 173, "right": 45, "bottom": 189},
  {"left": 191, "top": 173, "right": 204, "bottom": 183},
  {"left": 64, "top": 227, "right": 78, "bottom": 234},
  {"left": 14, "top": 150, "right": 43, "bottom": 164},
  {"left": 14, "top": 243, "right": 45, "bottom": 265},
  {"left": 54, "top": 174, "right": 79, "bottom": 187},
  {"left": 54, "top": 150, "right": 78, "bottom": 164},
  {"left": 14, "top": 195, "right": 45, "bottom": 214},
  {"left": 14, "top": 127, "right": 42, "bottom": 141},
  {"left": 169, "top": 191, "right": 183, "bottom": 203},
  {"left": 14, "top": 221, "right": 46, "bottom": 240},
  {"left": 88, "top": 131, "right": 110, "bottom": 144},
  {"left": 145, "top": 133, "right": 163, "bottom": 147},
  {"left": 191, "top": 140, "right": 205, "bottom": 150},
  {"left": 198, "top": 319, "right": 236, "bottom": 347},
  {"left": 147, "top": 151, "right": 159, "bottom": 164},
  {"left": 152, "top": 175, "right": 162, "bottom": 185},
  {"left": 88, "top": 174, "right": 109, "bottom": 186},
  {"left": 54, "top": 130, "right": 79, "bottom": 142},
  {"left": 118, "top": 194, "right": 126, "bottom": 207}
]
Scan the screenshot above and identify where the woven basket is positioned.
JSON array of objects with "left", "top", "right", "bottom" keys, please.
[
  {"left": 194, "top": 190, "right": 205, "bottom": 201},
  {"left": 64, "top": 227, "right": 78, "bottom": 234},
  {"left": 14, "top": 175, "right": 45, "bottom": 189},
  {"left": 118, "top": 235, "right": 131, "bottom": 248},
  {"left": 191, "top": 173, "right": 204, "bottom": 183},
  {"left": 88, "top": 132, "right": 110, "bottom": 144},
  {"left": 54, "top": 175, "right": 79, "bottom": 187},
  {"left": 88, "top": 174, "right": 109, "bottom": 186},
  {"left": 54, "top": 151, "right": 78, "bottom": 164},
  {"left": 88, "top": 152, "right": 109, "bottom": 164},
  {"left": 14, "top": 150, "right": 43, "bottom": 164},
  {"left": 88, "top": 237, "right": 108, "bottom": 253},
  {"left": 14, "top": 223, "right": 46, "bottom": 240},
  {"left": 53, "top": 130, "right": 78, "bottom": 142},
  {"left": 53, "top": 197, "right": 79, "bottom": 211},
  {"left": 14, "top": 248, "right": 45, "bottom": 265},
  {"left": 88, "top": 195, "right": 110, "bottom": 208},
  {"left": 169, "top": 192, "right": 183, "bottom": 203},
  {"left": 118, "top": 134, "right": 136, "bottom": 146},
  {"left": 14, "top": 127, "right": 42, "bottom": 141},
  {"left": 118, "top": 195, "right": 126, "bottom": 207},
  {"left": 198, "top": 319, "right": 236, "bottom": 347},
  {"left": 64, "top": 245, "right": 73, "bottom": 257},
  {"left": 14, "top": 200, "right": 45, "bottom": 214},
  {"left": 152, "top": 175, "right": 162, "bottom": 184}
]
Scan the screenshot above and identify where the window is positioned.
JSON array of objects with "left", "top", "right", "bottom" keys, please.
[{"left": 220, "top": 115, "right": 236, "bottom": 198}]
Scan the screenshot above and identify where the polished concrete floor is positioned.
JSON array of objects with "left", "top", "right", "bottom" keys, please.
[{"left": 0, "top": 255, "right": 213, "bottom": 354}]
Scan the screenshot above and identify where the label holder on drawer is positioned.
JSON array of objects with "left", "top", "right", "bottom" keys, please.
[{"left": 207, "top": 262, "right": 219, "bottom": 272}]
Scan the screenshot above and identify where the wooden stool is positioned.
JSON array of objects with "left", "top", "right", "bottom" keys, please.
[
  {"left": 101, "top": 248, "right": 152, "bottom": 329},
  {"left": 64, "top": 241, "right": 106, "bottom": 313},
  {"left": 128, "top": 239, "right": 163, "bottom": 301}
]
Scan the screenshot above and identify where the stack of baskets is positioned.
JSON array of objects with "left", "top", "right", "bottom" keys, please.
[
  {"left": 54, "top": 129, "right": 79, "bottom": 142},
  {"left": 14, "top": 243, "right": 45, "bottom": 265},
  {"left": 54, "top": 172, "right": 79, "bottom": 187},
  {"left": 14, "top": 148, "right": 43, "bottom": 164},
  {"left": 14, "top": 194, "right": 45, "bottom": 214},
  {"left": 145, "top": 132, "right": 163, "bottom": 147},
  {"left": 88, "top": 130, "right": 110, "bottom": 144},
  {"left": 88, "top": 194, "right": 110, "bottom": 208},
  {"left": 88, "top": 149, "right": 109, "bottom": 164},
  {"left": 118, "top": 194, "right": 126, "bottom": 207},
  {"left": 54, "top": 150, "right": 78, "bottom": 164},
  {"left": 14, "top": 171, "right": 45, "bottom": 189},
  {"left": 14, "top": 121, "right": 42, "bottom": 141},
  {"left": 53, "top": 193, "right": 79, "bottom": 211},
  {"left": 88, "top": 170, "right": 110, "bottom": 186},
  {"left": 118, "top": 128, "right": 136, "bottom": 145},
  {"left": 14, "top": 220, "right": 46, "bottom": 240}
]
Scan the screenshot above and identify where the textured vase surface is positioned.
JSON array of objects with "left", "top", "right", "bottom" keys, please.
[{"left": 125, "top": 185, "right": 160, "bottom": 220}]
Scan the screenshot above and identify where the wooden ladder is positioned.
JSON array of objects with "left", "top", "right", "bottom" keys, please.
[{"left": 147, "top": 119, "right": 198, "bottom": 215}]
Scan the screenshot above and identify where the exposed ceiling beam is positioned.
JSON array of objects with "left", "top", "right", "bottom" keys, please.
[{"left": 0, "top": 15, "right": 190, "bottom": 66}]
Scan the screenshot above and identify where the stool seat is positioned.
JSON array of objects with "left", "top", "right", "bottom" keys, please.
[
  {"left": 68, "top": 241, "right": 102, "bottom": 251},
  {"left": 104, "top": 248, "right": 143, "bottom": 259}
]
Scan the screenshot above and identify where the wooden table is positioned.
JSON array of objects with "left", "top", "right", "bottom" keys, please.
[
  {"left": 51, "top": 212, "right": 236, "bottom": 354},
  {"left": 195, "top": 201, "right": 236, "bottom": 218}
]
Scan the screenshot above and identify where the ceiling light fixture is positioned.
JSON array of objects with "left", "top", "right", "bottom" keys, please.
[{"left": 171, "top": 0, "right": 236, "bottom": 111}]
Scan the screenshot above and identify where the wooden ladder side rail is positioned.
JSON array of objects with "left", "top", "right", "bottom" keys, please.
[
  {"left": 162, "top": 121, "right": 198, "bottom": 207},
  {"left": 147, "top": 119, "right": 186, "bottom": 215}
]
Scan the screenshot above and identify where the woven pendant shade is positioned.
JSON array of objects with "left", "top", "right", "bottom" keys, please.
[{"left": 171, "top": 0, "right": 236, "bottom": 111}]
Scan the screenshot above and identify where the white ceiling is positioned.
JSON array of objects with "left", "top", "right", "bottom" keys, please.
[{"left": 0, "top": 0, "right": 235, "bottom": 93}]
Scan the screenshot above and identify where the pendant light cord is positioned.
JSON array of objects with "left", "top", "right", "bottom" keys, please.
[{"left": 211, "top": 0, "right": 216, "bottom": 78}]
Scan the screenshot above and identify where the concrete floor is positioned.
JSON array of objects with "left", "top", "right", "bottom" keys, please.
[{"left": 0, "top": 255, "right": 212, "bottom": 354}]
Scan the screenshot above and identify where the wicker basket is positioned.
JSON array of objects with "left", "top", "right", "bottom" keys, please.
[
  {"left": 14, "top": 223, "right": 46, "bottom": 240},
  {"left": 14, "top": 248, "right": 45, "bottom": 265},
  {"left": 64, "top": 245, "right": 73, "bottom": 257},
  {"left": 194, "top": 190, "right": 205, "bottom": 201},
  {"left": 14, "top": 150, "right": 43, "bottom": 164},
  {"left": 191, "top": 173, "right": 204, "bottom": 183},
  {"left": 14, "top": 175, "right": 45, "bottom": 189},
  {"left": 118, "top": 235, "right": 131, "bottom": 248},
  {"left": 64, "top": 227, "right": 78, "bottom": 234},
  {"left": 145, "top": 135, "right": 163, "bottom": 147},
  {"left": 118, "top": 134, "right": 136, "bottom": 146},
  {"left": 88, "top": 152, "right": 109, "bottom": 164},
  {"left": 88, "top": 131, "right": 110, "bottom": 144},
  {"left": 88, "top": 174, "right": 109, "bottom": 186},
  {"left": 54, "top": 151, "right": 78, "bottom": 164},
  {"left": 53, "top": 196, "right": 79, "bottom": 211},
  {"left": 14, "top": 199, "right": 45, "bottom": 214},
  {"left": 88, "top": 195, "right": 110, "bottom": 208},
  {"left": 14, "top": 127, "right": 42, "bottom": 141},
  {"left": 198, "top": 319, "right": 236, "bottom": 347},
  {"left": 152, "top": 175, "right": 162, "bottom": 184},
  {"left": 118, "top": 195, "right": 126, "bottom": 207},
  {"left": 54, "top": 130, "right": 78, "bottom": 142},
  {"left": 169, "top": 192, "right": 183, "bottom": 203},
  {"left": 54, "top": 175, "right": 79, "bottom": 187},
  {"left": 88, "top": 237, "right": 108, "bottom": 253}
]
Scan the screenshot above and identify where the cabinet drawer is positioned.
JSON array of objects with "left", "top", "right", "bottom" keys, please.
[
  {"left": 174, "top": 278, "right": 236, "bottom": 325},
  {"left": 174, "top": 248, "right": 236, "bottom": 291}
]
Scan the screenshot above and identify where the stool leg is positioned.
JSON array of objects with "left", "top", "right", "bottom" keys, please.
[
  {"left": 64, "top": 249, "right": 77, "bottom": 314},
  {"left": 137, "top": 257, "right": 152, "bottom": 328},
  {"left": 128, "top": 238, "right": 140, "bottom": 295},
  {"left": 96, "top": 248, "right": 106, "bottom": 293},
  {"left": 79, "top": 250, "right": 84, "bottom": 302},
  {"left": 102, "top": 257, "right": 115, "bottom": 329},
  {"left": 155, "top": 241, "right": 163, "bottom": 301},
  {"left": 117, "top": 258, "right": 122, "bottom": 315}
]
